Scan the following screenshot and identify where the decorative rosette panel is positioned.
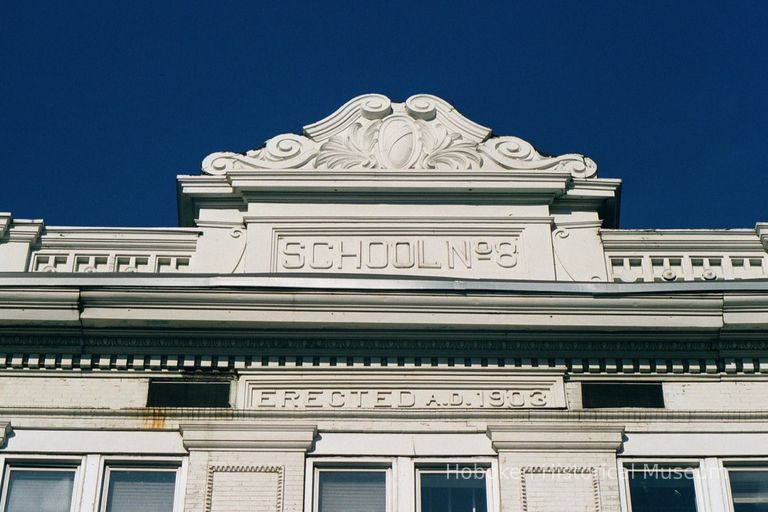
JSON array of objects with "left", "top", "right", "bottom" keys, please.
[{"left": 201, "top": 94, "right": 597, "bottom": 178}]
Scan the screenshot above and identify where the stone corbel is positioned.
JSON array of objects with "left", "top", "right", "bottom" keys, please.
[
  {"left": 757, "top": 223, "right": 768, "bottom": 251},
  {"left": 486, "top": 423, "right": 624, "bottom": 452},
  {"left": 180, "top": 423, "right": 317, "bottom": 452},
  {"left": 0, "top": 421, "right": 11, "bottom": 447}
]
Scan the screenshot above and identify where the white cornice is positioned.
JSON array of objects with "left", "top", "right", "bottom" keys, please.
[
  {"left": 1, "top": 273, "right": 767, "bottom": 293},
  {"left": 0, "top": 276, "right": 767, "bottom": 331},
  {"left": 180, "top": 422, "right": 316, "bottom": 451},
  {"left": 486, "top": 423, "right": 625, "bottom": 452},
  {"left": 3, "top": 219, "right": 44, "bottom": 244},
  {"left": 0, "top": 278, "right": 743, "bottom": 332},
  {"left": 602, "top": 228, "right": 765, "bottom": 252},
  {"left": 38, "top": 227, "right": 200, "bottom": 251}
]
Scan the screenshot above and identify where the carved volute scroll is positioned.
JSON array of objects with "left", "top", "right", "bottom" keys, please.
[{"left": 202, "top": 93, "right": 597, "bottom": 178}]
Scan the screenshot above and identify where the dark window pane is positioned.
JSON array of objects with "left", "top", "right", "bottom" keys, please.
[
  {"left": 582, "top": 382, "right": 664, "bottom": 408},
  {"left": 420, "top": 472, "right": 487, "bottom": 512},
  {"left": 5, "top": 470, "right": 75, "bottom": 512},
  {"left": 146, "top": 381, "right": 230, "bottom": 407},
  {"left": 318, "top": 471, "right": 386, "bottom": 512},
  {"left": 730, "top": 470, "right": 768, "bottom": 512},
  {"left": 628, "top": 468, "right": 698, "bottom": 512},
  {"left": 105, "top": 470, "right": 176, "bottom": 512}
]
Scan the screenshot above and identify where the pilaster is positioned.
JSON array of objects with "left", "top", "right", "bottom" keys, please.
[
  {"left": 180, "top": 423, "right": 316, "bottom": 512},
  {"left": 487, "top": 423, "right": 624, "bottom": 512},
  {"left": 0, "top": 214, "right": 44, "bottom": 271}
]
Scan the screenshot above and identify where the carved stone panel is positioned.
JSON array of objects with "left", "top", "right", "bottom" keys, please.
[
  {"left": 237, "top": 368, "right": 566, "bottom": 411},
  {"left": 244, "top": 217, "right": 559, "bottom": 279},
  {"left": 205, "top": 465, "right": 284, "bottom": 512},
  {"left": 521, "top": 467, "right": 601, "bottom": 512},
  {"left": 276, "top": 234, "right": 522, "bottom": 278},
  {"left": 202, "top": 94, "right": 597, "bottom": 178}
]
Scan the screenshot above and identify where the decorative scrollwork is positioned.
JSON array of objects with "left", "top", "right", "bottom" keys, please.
[
  {"left": 405, "top": 94, "right": 438, "bottom": 121},
  {"left": 479, "top": 137, "right": 598, "bottom": 178},
  {"left": 360, "top": 95, "right": 392, "bottom": 120},
  {"left": 201, "top": 134, "right": 318, "bottom": 174},
  {"left": 200, "top": 94, "right": 598, "bottom": 178}
]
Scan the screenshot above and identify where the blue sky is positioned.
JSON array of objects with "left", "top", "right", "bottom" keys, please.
[{"left": 1, "top": 1, "right": 766, "bottom": 229}]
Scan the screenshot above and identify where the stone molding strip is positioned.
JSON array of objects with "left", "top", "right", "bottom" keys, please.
[
  {"left": 4, "top": 409, "right": 768, "bottom": 424},
  {"left": 486, "top": 423, "right": 625, "bottom": 452},
  {"left": 0, "top": 353, "right": 766, "bottom": 375},
  {"left": 4, "top": 272, "right": 768, "bottom": 292},
  {"left": 181, "top": 423, "right": 316, "bottom": 452}
]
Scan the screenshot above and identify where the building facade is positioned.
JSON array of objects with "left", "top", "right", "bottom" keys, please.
[{"left": 1, "top": 94, "right": 767, "bottom": 512}]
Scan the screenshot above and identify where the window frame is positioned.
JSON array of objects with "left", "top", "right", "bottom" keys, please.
[
  {"left": 305, "top": 456, "right": 499, "bottom": 512},
  {"left": 146, "top": 378, "right": 233, "bottom": 408},
  {"left": 415, "top": 462, "right": 495, "bottom": 512},
  {"left": 618, "top": 459, "right": 708, "bottom": 512},
  {"left": 310, "top": 458, "right": 394, "bottom": 512},
  {"left": 97, "top": 459, "right": 184, "bottom": 512},
  {"left": 0, "top": 456, "right": 84, "bottom": 512},
  {"left": 722, "top": 460, "right": 768, "bottom": 512}
]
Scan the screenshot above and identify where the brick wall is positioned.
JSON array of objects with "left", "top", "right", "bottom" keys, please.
[
  {"left": 663, "top": 381, "right": 768, "bottom": 410},
  {"left": 497, "top": 452, "right": 620, "bottom": 512},
  {"left": 0, "top": 376, "right": 148, "bottom": 408},
  {"left": 184, "top": 450, "right": 306, "bottom": 512}
]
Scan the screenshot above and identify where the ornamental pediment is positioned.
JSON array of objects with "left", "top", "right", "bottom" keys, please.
[{"left": 202, "top": 94, "right": 597, "bottom": 178}]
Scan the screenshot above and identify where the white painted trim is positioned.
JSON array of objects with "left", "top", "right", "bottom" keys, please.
[
  {"left": 3, "top": 430, "right": 185, "bottom": 455},
  {"left": 0, "top": 454, "right": 85, "bottom": 512},
  {"left": 306, "top": 456, "right": 500, "bottom": 512},
  {"left": 180, "top": 422, "right": 316, "bottom": 451},
  {"left": 622, "top": 433, "right": 768, "bottom": 457},
  {"left": 311, "top": 433, "right": 495, "bottom": 457}
]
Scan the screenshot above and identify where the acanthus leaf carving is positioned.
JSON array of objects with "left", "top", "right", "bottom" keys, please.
[
  {"left": 315, "top": 121, "right": 380, "bottom": 169},
  {"left": 419, "top": 121, "right": 483, "bottom": 170},
  {"left": 201, "top": 94, "right": 597, "bottom": 178}
]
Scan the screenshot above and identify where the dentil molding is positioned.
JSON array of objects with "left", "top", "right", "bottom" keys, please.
[{"left": 202, "top": 94, "right": 597, "bottom": 178}]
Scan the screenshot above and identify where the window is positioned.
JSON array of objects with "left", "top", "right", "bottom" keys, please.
[
  {"left": 727, "top": 468, "right": 768, "bottom": 512},
  {"left": 316, "top": 469, "right": 387, "bottom": 512},
  {"left": 582, "top": 382, "right": 664, "bottom": 408},
  {"left": 418, "top": 467, "right": 489, "bottom": 512},
  {"left": 624, "top": 465, "right": 698, "bottom": 512},
  {"left": 309, "top": 459, "right": 497, "bottom": 512},
  {"left": 1, "top": 467, "right": 77, "bottom": 512},
  {"left": 146, "top": 380, "right": 230, "bottom": 407},
  {"left": 101, "top": 467, "right": 178, "bottom": 512}
]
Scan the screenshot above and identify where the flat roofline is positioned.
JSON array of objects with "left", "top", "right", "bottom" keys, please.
[{"left": 1, "top": 273, "right": 768, "bottom": 295}]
